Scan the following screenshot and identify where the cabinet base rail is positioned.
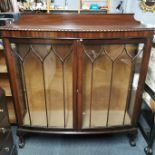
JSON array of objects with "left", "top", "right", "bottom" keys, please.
[{"left": 16, "top": 126, "right": 137, "bottom": 148}]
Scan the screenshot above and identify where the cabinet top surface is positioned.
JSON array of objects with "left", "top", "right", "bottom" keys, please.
[{"left": 0, "top": 14, "right": 154, "bottom": 32}]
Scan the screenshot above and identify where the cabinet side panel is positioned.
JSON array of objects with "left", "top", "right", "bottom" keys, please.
[{"left": 3, "top": 38, "right": 24, "bottom": 125}]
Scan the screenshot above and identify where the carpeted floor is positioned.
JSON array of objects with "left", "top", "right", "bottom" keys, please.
[{"left": 12, "top": 127, "right": 155, "bottom": 155}]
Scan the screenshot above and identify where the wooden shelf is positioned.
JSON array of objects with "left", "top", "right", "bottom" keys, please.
[
  {"left": 6, "top": 97, "right": 16, "bottom": 124},
  {"left": 0, "top": 52, "right": 8, "bottom": 73},
  {"left": 80, "top": 9, "right": 108, "bottom": 11},
  {"left": 0, "top": 65, "right": 8, "bottom": 73},
  {"left": 80, "top": 0, "right": 111, "bottom": 13},
  {"left": 24, "top": 110, "right": 73, "bottom": 128},
  {"left": 82, "top": 110, "right": 131, "bottom": 128},
  {"left": 0, "top": 49, "right": 4, "bottom": 52},
  {"left": 0, "top": 75, "right": 12, "bottom": 96}
]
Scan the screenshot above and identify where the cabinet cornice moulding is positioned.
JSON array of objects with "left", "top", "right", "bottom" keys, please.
[{"left": 0, "top": 14, "right": 154, "bottom": 32}]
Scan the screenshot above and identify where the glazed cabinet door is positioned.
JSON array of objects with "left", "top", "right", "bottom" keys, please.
[
  {"left": 78, "top": 40, "right": 145, "bottom": 129},
  {"left": 10, "top": 39, "right": 76, "bottom": 129}
]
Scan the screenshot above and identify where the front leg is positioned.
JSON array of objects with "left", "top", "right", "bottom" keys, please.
[
  {"left": 128, "top": 130, "right": 137, "bottom": 147},
  {"left": 144, "top": 124, "right": 155, "bottom": 155},
  {"left": 18, "top": 135, "right": 25, "bottom": 148},
  {"left": 17, "top": 129, "right": 26, "bottom": 149}
]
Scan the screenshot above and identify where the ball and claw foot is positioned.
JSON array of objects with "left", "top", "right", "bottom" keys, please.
[
  {"left": 129, "top": 138, "right": 136, "bottom": 147},
  {"left": 128, "top": 133, "right": 136, "bottom": 147},
  {"left": 144, "top": 146, "right": 153, "bottom": 155},
  {"left": 18, "top": 137, "right": 25, "bottom": 148}
]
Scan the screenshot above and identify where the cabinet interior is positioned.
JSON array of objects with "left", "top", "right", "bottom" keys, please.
[
  {"left": 0, "top": 52, "right": 7, "bottom": 73},
  {"left": 0, "top": 74, "right": 12, "bottom": 97},
  {"left": 12, "top": 40, "right": 143, "bottom": 129},
  {"left": 82, "top": 43, "right": 142, "bottom": 128},
  {"left": 6, "top": 97, "right": 16, "bottom": 123},
  {"left": 13, "top": 40, "right": 73, "bottom": 128}
]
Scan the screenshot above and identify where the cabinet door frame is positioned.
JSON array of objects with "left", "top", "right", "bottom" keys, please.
[
  {"left": 3, "top": 37, "right": 152, "bottom": 131},
  {"left": 4, "top": 38, "right": 78, "bottom": 130},
  {"left": 77, "top": 38, "right": 151, "bottom": 130}
]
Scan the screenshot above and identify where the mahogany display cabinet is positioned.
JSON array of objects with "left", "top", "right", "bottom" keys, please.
[{"left": 0, "top": 14, "right": 154, "bottom": 148}]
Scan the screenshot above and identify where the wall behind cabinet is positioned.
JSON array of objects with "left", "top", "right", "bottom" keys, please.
[{"left": 126, "top": 0, "right": 155, "bottom": 25}]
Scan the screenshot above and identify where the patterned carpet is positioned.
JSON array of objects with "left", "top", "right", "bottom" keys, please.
[{"left": 12, "top": 127, "right": 154, "bottom": 155}]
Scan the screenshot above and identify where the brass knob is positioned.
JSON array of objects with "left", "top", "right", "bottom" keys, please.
[
  {"left": 0, "top": 109, "right": 4, "bottom": 112},
  {"left": 0, "top": 128, "right": 6, "bottom": 134},
  {"left": 4, "top": 147, "right": 10, "bottom": 152}
]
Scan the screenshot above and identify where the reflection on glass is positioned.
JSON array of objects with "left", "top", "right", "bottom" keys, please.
[
  {"left": 13, "top": 41, "right": 73, "bottom": 128},
  {"left": 82, "top": 43, "right": 144, "bottom": 128}
]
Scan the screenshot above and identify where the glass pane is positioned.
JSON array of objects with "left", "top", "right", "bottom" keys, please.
[
  {"left": 82, "top": 42, "right": 144, "bottom": 128},
  {"left": 23, "top": 50, "right": 46, "bottom": 126},
  {"left": 108, "top": 45, "right": 133, "bottom": 126},
  {"left": 82, "top": 44, "right": 112, "bottom": 128},
  {"left": 128, "top": 44, "right": 144, "bottom": 124},
  {"left": 13, "top": 40, "right": 74, "bottom": 128}
]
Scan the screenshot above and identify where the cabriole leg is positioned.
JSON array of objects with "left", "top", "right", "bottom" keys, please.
[
  {"left": 128, "top": 131, "right": 137, "bottom": 147},
  {"left": 18, "top": 136, "right": 25, "bottom": 148},
  {"left": 144, "top": 124, "right": 155, "bottom": 155},
  {"left": 144, "top": 146, "right": 153, "bottom": 155}
]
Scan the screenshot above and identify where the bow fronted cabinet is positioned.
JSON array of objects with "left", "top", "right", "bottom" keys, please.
[{"left": 0, "top": 14, "right": 154, "bottom": 148}]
